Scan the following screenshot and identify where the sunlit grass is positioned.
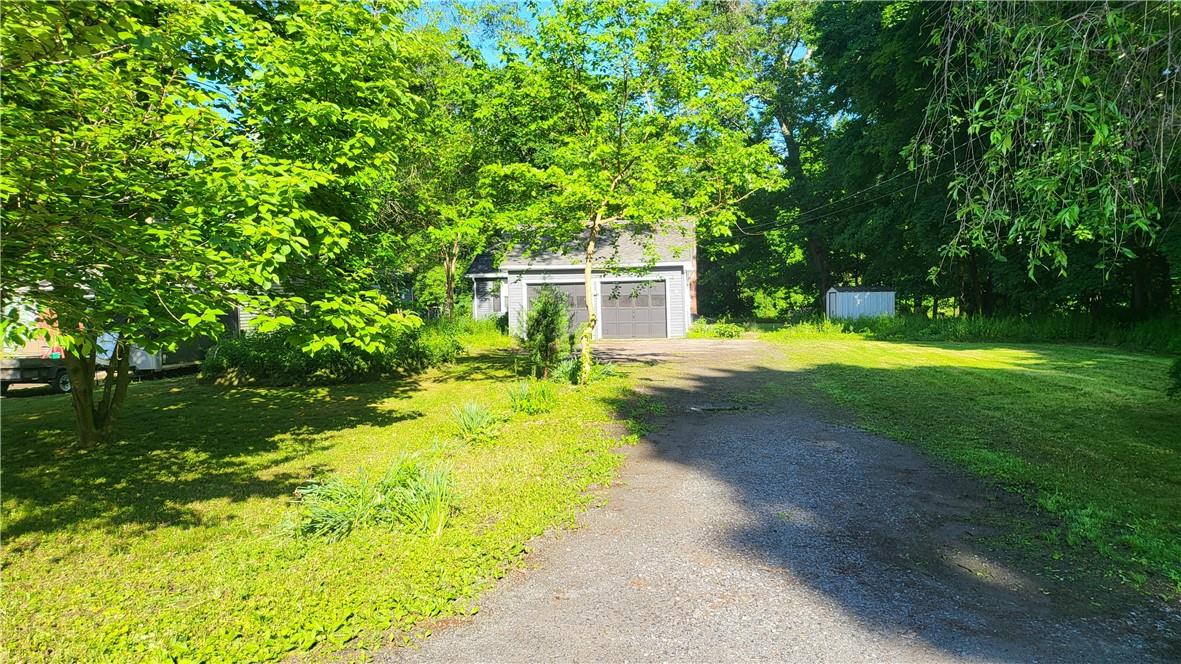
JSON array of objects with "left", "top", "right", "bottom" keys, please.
[
  {"left": 762, "top": 327, "right": 1181, "bottom": 595},
  {"left": 1, "top": 335, "right": 634, "bottom": 662}
]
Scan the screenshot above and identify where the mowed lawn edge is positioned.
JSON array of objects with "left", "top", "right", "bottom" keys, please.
[
  {"left": 760, "top": 330, "right": 1181, "bottom": 597},
  {"left": 1, "top": 337, "right": 638, "bottom": 662}
]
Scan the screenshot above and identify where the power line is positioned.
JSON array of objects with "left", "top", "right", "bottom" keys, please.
[
  {"left": 735, "top": 165, "right": 957, "bottom": 237},
  {"left": 736, "top": 139, "right": 974, "bottom": 235},
  {"left": 741, "top": 168, "right": 917, "bottom": 232}
]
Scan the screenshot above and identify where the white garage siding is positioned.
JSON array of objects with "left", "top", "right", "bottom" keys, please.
[
  {"left": 235, "top": 307, "right": 258, "bottom": 332},
  {"left": 663, "top": 267, "right": 688, "bottom": 337},
  {"left": 825, "top": 288, "right": 896, "bottom": 319},
  {"left": 505, "top": 265, "right": 690, "bottom": 339}
]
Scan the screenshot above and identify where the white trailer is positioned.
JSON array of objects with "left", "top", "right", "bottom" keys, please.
[{"left": 96, "top": 333, "right": 210, "bottom": 375}]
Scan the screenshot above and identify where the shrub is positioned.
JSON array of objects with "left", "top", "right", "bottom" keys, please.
[
  {"left": 201, "top": 333, "right": 393, "bottom": 385},
  {"left": 507, "top": 380, "right": 558, "bottom": 415},
  {"left": 1168, "top": 356, "right": 1181, "bottom": 398},
  {"left": 288, "top": 457, "right": 453, "bottom": 541},
  {"left": 688, "top": 319, "right": 745, "bottom": 339},
  {"left": 395, "top": 324, "right": 463, "bottom": 372},
  {"left": 524, "top": 286, "right": 568, "bottom": 377},
  {"left": 201, "top": 322, "right": 465, "bottom": 386},
  {"left": 451, "top": 402, "right": 499, "bottom": 443}
]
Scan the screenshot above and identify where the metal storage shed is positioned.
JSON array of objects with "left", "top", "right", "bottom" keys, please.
[{"left": 825, "top": 287, "right": 895, "bottom": 319}]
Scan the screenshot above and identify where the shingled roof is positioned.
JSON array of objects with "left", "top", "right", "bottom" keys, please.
[{"left": 467, "top": 223, "right": 694, "bottom": 275}]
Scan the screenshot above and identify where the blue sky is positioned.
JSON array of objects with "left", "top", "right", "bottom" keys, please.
[{"left": 408, "top": 0, "right": 553, "bottom": 66}]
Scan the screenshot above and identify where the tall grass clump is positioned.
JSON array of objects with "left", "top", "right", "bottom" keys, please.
[
  {"left": 428, "top": 315, "right": 507, "bottom": 349},
  {"left": 771, "top": 318, "right": 857, "bottom": 340},
  {"left": 288, "top": 458, "right": 453, "bottom": 541},
  {"left": 507, "top": 380, "right": 558, "bottom": 415},
  {"left": 550, "top": 356, "right": 621, "bottom": 385},
  {"left": 451, "top": 402, "right": 499, "bottom": 443}
]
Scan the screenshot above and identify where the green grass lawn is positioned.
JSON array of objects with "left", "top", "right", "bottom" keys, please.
[
  {"left": 1, "top": 337, "right": 636, "bottom": 662},
  {"left": 761, "top": 328, "right": 1181, "bottom": 595},
  {"left": 5, "top": 328, "right": 1177, "bottom": 661}
]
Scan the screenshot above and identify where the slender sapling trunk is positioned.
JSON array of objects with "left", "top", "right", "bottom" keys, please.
[{"left": 578, "top": 217, "right": 602, "bottom": 385}]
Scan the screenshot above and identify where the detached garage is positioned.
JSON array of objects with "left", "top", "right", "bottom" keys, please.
[{"left": 467, "top": 225, "right": 695, "bottom": 339}]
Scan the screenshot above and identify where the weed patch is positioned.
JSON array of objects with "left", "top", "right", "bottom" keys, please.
[
  {"left": 508, "top": 380, "right": 558, "bottom": 415},
  {"left": 688, "top": 319, "right": 745, "bottom": 339},
  {"left": 451, "top": 402, "right": 500, "bottom": 443},
  {"left": 551, "top": 357, "right": 621, "bottom": 384},
  {"left": 287, "top": 457, "right": 452, "bottom": 540}
]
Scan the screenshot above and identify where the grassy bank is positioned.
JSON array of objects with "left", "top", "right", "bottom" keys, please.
[
  {"left": 770, "top": 314, "right": 1181, "bottom": 354},
  {"left": 761, "top": 327, "right": 1181, "bottom": 595},
  {"left": 1, "top": 334, "right": 635, "bottom": 662}
]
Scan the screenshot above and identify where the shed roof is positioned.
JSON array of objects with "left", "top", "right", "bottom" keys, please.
[
  {"left": 467, "top": 223, "right": 694, "bottom": 275},
  {"left": 827, "top": 286, "right": 895, "bottom": 293}
]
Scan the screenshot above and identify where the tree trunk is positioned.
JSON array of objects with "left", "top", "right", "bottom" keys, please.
[
  {"left": 578, "top": 217, "right": 602, "bottom": 385},
  {"left": 806, "top": 236, "right": 829, "bottom": 311},
  {"left": 778, "top": 112, "right": 831, "bottom": 312},
  {"left": 63, "top": 335, "right": 133, "bottom": 447},
  {"left": 966, "top": 252, "right": 985, "bottom": 316},
  {"left": 442, "top": 237, "right": 459, "bottom": 318},
  {"left": 1129, "top": 249, "right": 1169, "bottom": 320},
  {"left": 63, "top": 345, "right": 100, "bottom": 446}
]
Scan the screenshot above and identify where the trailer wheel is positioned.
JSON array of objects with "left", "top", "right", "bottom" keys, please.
[
  {"left": 52, "top": 370, "right": 72, "bottom": 394},
  {"left": 1, "top": 383, "right": 9, "bottom": 397}
]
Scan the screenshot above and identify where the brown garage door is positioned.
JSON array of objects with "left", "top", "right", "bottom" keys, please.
[
  {"left": 601, "top": 280, "right": 667, "bottom": 339},
  {"left": 526, "top": 283, "right": 589, "bottom": 332}
]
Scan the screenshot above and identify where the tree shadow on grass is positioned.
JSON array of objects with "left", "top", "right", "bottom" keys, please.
[
  {"left": 435, "top": 348, "right": 529, "bottom": 383},
  {"left": 600, "top": 351, "right": 1181, "bottom": 662},
  {"left": 1, "top": 375, "right": 423, "bottom": 542}
]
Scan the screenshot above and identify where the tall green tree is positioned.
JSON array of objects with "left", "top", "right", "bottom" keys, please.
[
  {"left": 483, "top": 0, "right": 777, "bottom": 382},
  {"left": 917, "top": 0, "right": 1180, "bottom": 308},
  {"left": 237, "top": 0, "right": 427, "bottom": 350},
  {"left": 393, "top": 28, "right": 496, "bottom": 317},
  {"left": 0, "top": 1, "right": 420, "bottom": 445},
  {"left": 700, "top": 0, "right": 1179, "bottom": 321}
]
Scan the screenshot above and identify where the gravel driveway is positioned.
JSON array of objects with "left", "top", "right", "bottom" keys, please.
[{"left": 380, "top": 339, "right": 1179, "bottom": 663}]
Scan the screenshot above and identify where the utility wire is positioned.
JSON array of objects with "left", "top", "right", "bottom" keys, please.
[
  {"left": 736, "top": 139, "right": 974, "bottom": 236},
  {"left": 735, "top": 165, "right": 957, "bottom": 237}
]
